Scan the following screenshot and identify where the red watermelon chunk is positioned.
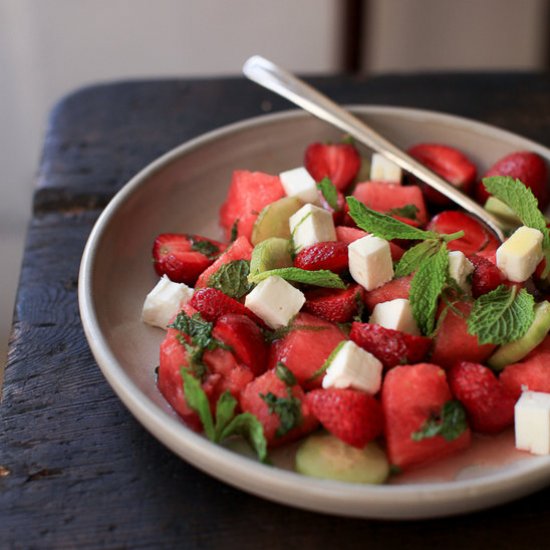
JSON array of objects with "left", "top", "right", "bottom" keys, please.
[
  {"left": 219, "top": 170, "right": 285, "bottom": 240},
  {"left": 239, "top": 370, "right": 318, "bottom": 447},
  {"left": 195, "top": 236, "right": 253, "bottom": 288},
  {"left": 363, "top": 276, "right": 412, "bottom": 311},
  {"left": 382, "top": 363, "right": 471, "bottom": 470},
  {"left": 268, "top": 312, "right": 347, "bottom": 389},
  {"left": 352, "top": 181, "right": 428, "bottom": 226},
  {"left": 430, "top": 301, "right": 496, "bottom": 368}
]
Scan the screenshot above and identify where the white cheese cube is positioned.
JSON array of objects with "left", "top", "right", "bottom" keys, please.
[
  {"left": 515, "top": 390, "right": 550, "bottom": 455},
  {"left": 370, "top": 153, "right": 402, "bottom": 183},
  {"left": 496, "top": 226, "right": 544, "bottom": 282},
  {"left": 448, "top": 250, "right": 475, "bottom": 293},
  {"left": 322, "top": 340, "right": 383, "bottom": 394},
  {"left": 348, "top": 234, "right": 394, "bottom": 291},
  {"left": 289, "top": 203, "right": 336, "bottom": 252},
  {"left": 280, "top": 167, "right": 320, "bottom": 204},
  {"left": 141, "top": 275, "right": 194, "bottom": 329},
  {"left": 244, "top": 275, "right": 305, "bottom": 329},
  {"left": 369, "top": 298, "right": 420, "bottom": 336}
]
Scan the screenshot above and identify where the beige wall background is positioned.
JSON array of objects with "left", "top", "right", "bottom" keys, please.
[{"left": 0, "top": 0, "right": 548, "bottom": 365}]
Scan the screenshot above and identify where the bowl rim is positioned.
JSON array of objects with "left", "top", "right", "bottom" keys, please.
[{"left": 78, "top": 105, "right": 550, "bottom": 519}]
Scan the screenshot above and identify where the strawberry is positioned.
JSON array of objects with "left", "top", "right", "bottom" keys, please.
[
  {"left": 219, "top": 170, "right": 285, "bottom": 240},
  {"left": 363, "top": 276, "right": 412, "bottom": 311},
  {"left": 448, "top": 361, "right": 516, "bottom": 434},
  {"left": 190, "top": 288, "right": 263, "bottom": 326},
  {"left": 303, "top": 285, "right": 364, "bottom": 323},
  {"left": 382, "top": 363, "right": 471, "bottom": 470},
  {"left": 304, "top": 142, "right": 361, "bottom": 191},
  {"left": 500, "top": 336, "right": 550, "bottom": 399},
  {"left": 431, "top": 301, "right": 496, "bottom": 368},
  {"left": 212, "top": 314, "right": 268, "bottom": 376},
  {"left": 152, "top": 233, "right": 225, "bottom": 285},
  {"left": 335, "top": 225, "right": 405, "bottom": 260},
  {"left": 195, "top": 236, "right": 253, "bottom": 288},
  {"left": 407, "top": 143, "right": 477, "bottom": 206},
  {"left": 476, "top": 151, "right": 549, "bottom": 209},
  {"left": 268, "top": 312, "right": 347, "bottom": 389},
  {"left": 293, "top": 241, "right": 349, "bottom": 273},
  {"left": 350, "top": 323, "right": 431, "bottom": 369},
  {"left": 468, "top": 254, "right": 505, "bottom": 297},
  {"left": 306, "top": 388, "right": 383, "bottom": 448},
  {"left": 427, "top": 210, "right": 499, "bottom": 256},
  {"left": 239, "top": 370, "right": 318, "bottom": 447}
]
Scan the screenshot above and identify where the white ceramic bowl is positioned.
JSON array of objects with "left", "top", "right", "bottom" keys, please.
[{"left": 79, "top": 106, "right": 550, "bottom": 519}]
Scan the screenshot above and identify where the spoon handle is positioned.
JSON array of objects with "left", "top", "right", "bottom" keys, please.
[{"left": 243, "top": 55, "right": 505, "bottom": 242}]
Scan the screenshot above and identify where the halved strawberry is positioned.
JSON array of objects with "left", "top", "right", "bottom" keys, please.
[
  {"left": 190, "top": 288, "right": 263, "bottom": 325},
  {"left": 306, "top": 388, "right": 383, "bottom": 448},
  {"left": 239, "top": 370, "right": 318, "bottom": 447},
  {"left": 407, "top": 143, "right": 477, "bottom": 206},
  {"left": 152, "top": 233, "right": 225, "bottom": 285},
  {"left": 468, "top": 254, "right": 505, "bottom": 297},
  {"left": 350, "top": 323, "right": 432, "bottom": 369},
  {"left": 448, "top": 361, "right": 516, "bottom": 434},
  {"left": 382, "top": 363, "right": 471, "bottom": 470},
  {"left": 268, "top": 312, "right": 347, "bottom": 389},
  {"left": 304, "top": 142, "right": 361, "bottom": 191},
  {"left": 427, "top": 211, "right": 499, "bottom": 256},
  {"left": 303, "top": 285, "right": 364, "bottom": 323},
  {"left": 363, "top": 276, "right": 412, "bottom": 311},
  {"left": 195, "top": 236, "right": 253, "bottom": 288},
  {"left": 212, "top": 314, "right": 268, "bottom": 376},
  {"left": 293, "top": 241, "right": 349, "bottom": 273},
  {"left": 476, "top": 151, "right": 549, "bottom": 209}
]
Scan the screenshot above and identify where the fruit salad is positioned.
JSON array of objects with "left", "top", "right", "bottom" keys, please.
[{"left": 142, "top": 140, "right": 550, "bottom": 483}]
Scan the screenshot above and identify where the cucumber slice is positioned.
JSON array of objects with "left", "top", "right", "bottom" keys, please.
[
  {"left": 295, "top": 433, "right": 389, "bottom": 484},
  {"left": 488, "top": 300, "right": 550, "bottom": 370},
  {"left": 250, "top": 237, "right": 293, "bottom": 275},
  {"left": 251, "top": 196, "right": 304, "bottom": 245}
]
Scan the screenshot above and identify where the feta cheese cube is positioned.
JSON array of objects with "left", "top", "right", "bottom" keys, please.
[
  {"left": 369, "top": 298, "right": 420, "bottom": 335},
  {"left": 289, "top": 203, "right": 336, "bottom": 252},
  {"left": 448, "top": 250, "right": 475, "bottom": 293},
  {"left": 348, "top": 234, "right": 394, "bottom": 291},
  {"left": 244, "top": 275, "right": 305, "bottom": 329},
  {"left": 141, "top": 275, "right": 194, "bottom": 329},
  {"left": 496, "top": 226, "right": 544, "bottom": 282},
  {"left": 322, "top": 340, "right": 383, "bottom": 394},
  {"left": 280, "top": 167, "right": 320, "bottom": 204},
  {"left": 370, "top": 153, "right": 403, "bottom": 183},
  {"left": 515, "top": 390, "right": 550, "bottom": 455}
]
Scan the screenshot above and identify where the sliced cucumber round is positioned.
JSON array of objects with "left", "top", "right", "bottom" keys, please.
[
  {"left": 488, "top": 300, "right": 550, "bottom": 370},
  {"left": 250, "top": 237, "right": 293, "bottom": 275},
  {"left": 295, "top": 433, "right": 389, "bottom": 484},
  {"left": 251, "top": 196, "right": 304, "bottom": 245}
]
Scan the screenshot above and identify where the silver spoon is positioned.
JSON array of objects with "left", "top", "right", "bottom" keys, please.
[{"left": 243, "top": 55, "right": 505, "bottom": 242}]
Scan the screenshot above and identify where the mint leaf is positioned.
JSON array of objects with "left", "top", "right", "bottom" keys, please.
[
  {"left": 214, "top": 391, "right": 238, "bottom": 440},
  {"left": 260, "top": 390, "right": 302, "bottom": 437},
  {"left": 409, "top": 243, "right": 449, "bottom": 335},
  {"left": 317, "top": 177, "right": 340, "bottom": 210},
  {"left": 395, "top": 239, "right": 440, "bottom": 277},
  {"left": 230, "top": 219, "right": 239, "bottom": 242},
  {"left": 411, "top": 400, "right": 468, "bottom": 442},
  {"left": 248, "top": 267, "right": 346, "bottom": 289},
  {"left": 181, "top": 368, "right": 215, "bottom": 440},
  {"left": 307, "top": 340, "right": 346, "bottom": 382},
  {"left": 467, "top": 285, "right": 535, "bottom": 345},
  {"left": 219, "top": 413, "right": 268, "bottom": 463},
  {"left": 191, "top": 238, "right": 220, "bottom": 259},
  {"left": 208, "top": 259, "right": 251, "bottom": 299},
  {"left": 388, "top": 204, "right": 419, "bottom": 221},
  {"left": 275, "top": 362, "right": 297, "bottom": 386},
  {"left": 346, "top": 197, "right": 439, "bottom": 241}
]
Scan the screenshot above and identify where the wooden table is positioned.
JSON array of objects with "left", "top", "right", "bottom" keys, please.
[{"left": 2, "top": 74, "right": 550, "bottom": 548}]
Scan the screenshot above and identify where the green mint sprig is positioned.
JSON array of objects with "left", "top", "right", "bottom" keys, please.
[
  {"left": 248, "top": 267, "right": 346, "bottom": 289},
  {"left": 411, "top": 400, "right": 468, "bottom": 442},
  {"left": 191, "top": 238, "right": 220, "bottom": 259},
  {"left": 317, "top": 177, "right": 340, "bottom": 211},
  {"left": 208, "top": 259, "right": 251, "bottom": 299},
  {"left": 388, "top": 204, "right": 419, "bottom": 221},
  {"left": 181, "top": 368, "right": 268, "bottom": 462},
  {"left": 394, "top": 239, "right": 441, "bottom": 278},
  {"left": 483, "top": 176, "right": 550, "bottom": 276},
  {"left": 467, "top": 284, "right": 535, "bottom": 345},
  {"left": 260, "top": 390, "right": 302, "bottom": 437}
]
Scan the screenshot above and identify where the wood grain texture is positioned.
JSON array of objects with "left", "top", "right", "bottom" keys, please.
[{"left": 2, "top": 74, "right": 550, "bottom": 549}]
